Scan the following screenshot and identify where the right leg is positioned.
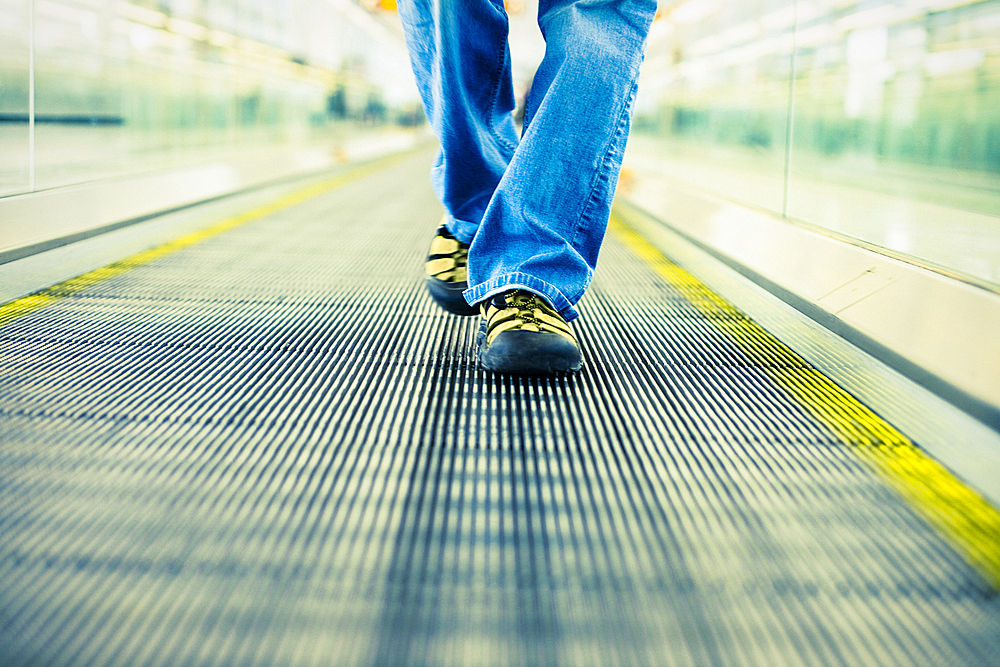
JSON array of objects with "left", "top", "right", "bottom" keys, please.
[{"left": 397, "top": 0, "right": 519, "bottom": 244}]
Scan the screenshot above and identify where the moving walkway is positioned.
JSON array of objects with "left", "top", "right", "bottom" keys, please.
[{"left": 1, "top": 149, "right": 999, "bottom": 667}]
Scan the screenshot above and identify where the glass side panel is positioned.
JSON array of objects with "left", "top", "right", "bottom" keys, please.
[
  {"left": 627, "top": 0, "right": 1000, "bottom": 289},
  {"left": 629, "top": 0, "right": 797, "bottom": 215},
  {"left": 0, "top": 0, "right": 31, "bottom": 196},
  {"left": 2, "top": 0, "right": 421, "bottom": 198},
  {"left": 787, "top": 0, "right": 1000, "bottom": 286}
]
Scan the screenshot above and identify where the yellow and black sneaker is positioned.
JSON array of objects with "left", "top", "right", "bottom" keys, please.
[
  {"left": 425, "top": 222, "right": 477, "bottom": 316},
  {"left": 478, "top": 289, "right": 583, "bottom": 374}
]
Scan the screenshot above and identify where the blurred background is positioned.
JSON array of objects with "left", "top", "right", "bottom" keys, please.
[
  {"left": 629, "top": 0, "right": 1000, "bottom": 289},
  {"left": 1, "top": 0, "right": 998, "bottom": 287},
  {"left": 0, "top": 0, "right": 425, "bottom": 195}
]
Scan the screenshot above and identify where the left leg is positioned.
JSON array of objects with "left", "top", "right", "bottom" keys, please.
[
  {"left": 397, "top": 0, "right": 518, "bottom": 243},
  {"left": 463, "top": 0, "right": 658, "bottom": 322},
  {"left": 398, "top": 0, "right": 518, "bottom": 316}
]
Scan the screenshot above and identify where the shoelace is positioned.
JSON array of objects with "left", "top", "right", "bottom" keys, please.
[
  {"left": 499, "top": 290, "right": 548, "bottom": 323},
  {"left": 484, "top": 290, "right": 576, "bottom": 344}
]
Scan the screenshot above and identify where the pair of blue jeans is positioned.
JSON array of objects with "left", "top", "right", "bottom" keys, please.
[{"left": 398, "top": 0, "right": 657, "bottom": 321}]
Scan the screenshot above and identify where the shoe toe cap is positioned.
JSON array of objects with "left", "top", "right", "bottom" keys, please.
[{"left": 480, "top": 330, "right": 582, "bottom": 374}]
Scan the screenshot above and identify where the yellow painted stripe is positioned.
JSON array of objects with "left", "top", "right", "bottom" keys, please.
[
  {"left": 0, "top": 151, "right": 414, "bottom": 329},
  {"left": 610, "top": 213, "right": 1000, "bottom": 589}
]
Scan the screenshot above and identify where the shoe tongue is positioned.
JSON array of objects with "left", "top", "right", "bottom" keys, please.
[{"left": 512, "top": 290, "right": 541, "bottom": 309}]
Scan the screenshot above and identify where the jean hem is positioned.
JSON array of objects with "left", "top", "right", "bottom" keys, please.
[
  {"left": 463, "top": 272, "right": 579, "bottom": 322},
  {"left": 445, "top": 215, "right": 479, "bottom": 245}
]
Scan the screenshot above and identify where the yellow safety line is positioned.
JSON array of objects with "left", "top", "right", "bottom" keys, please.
[
  {"left": 610, "top": 213, "right": 1000, "bottom": 589},
  {"left": 0, "top": 151, "right": 414, "bottom": 329}
]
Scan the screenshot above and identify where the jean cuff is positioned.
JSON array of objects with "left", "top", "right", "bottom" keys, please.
[
  {"left": 445, "top": 214, "right": 479, "bottom": 246},
  {"left": 463, "top": 272, "right": 580, "bottom": 322}
]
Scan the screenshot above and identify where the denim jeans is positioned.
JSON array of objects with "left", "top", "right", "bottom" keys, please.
[{"left": 398, "top": 0, "right": 656, "bottom": 321}]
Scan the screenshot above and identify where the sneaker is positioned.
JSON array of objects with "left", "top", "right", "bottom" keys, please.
[
  {"left": 425, "top": 222, "right": 477, "bottom": 316},
  {"left": 478, "top": 289, "right": 583, "bottom": 374}
]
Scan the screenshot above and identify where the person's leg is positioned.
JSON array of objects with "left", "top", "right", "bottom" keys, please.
[
  {"left": 396, "top": 0, "right": 519, "bottom": 244},
  {"left": 462, "top": 0, "right": 657, "bottom": 322}
]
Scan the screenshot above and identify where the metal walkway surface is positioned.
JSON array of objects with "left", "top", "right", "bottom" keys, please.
[{"left": 2, "top": 150, "right": 1000, "bottom": 667}]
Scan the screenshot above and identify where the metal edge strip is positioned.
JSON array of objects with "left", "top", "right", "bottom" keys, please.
[
  {"left": 0, "top": 143, "right": 433, "bottom": 267},
  {"left": 609, "top": 210, "right": 1000, "bottom": 591},
  {"left": 0, "top": 151, "right": 415, "bottom": 328},
  {"left": 613, "top": 197, "right": 1000, "bottom": 434}
]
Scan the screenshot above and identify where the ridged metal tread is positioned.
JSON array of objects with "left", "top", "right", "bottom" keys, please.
[{"left": 1, "top": 153, "right": 999, "bottom": 667}]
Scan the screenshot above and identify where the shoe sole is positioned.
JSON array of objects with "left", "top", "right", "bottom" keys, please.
[
  {"left": 426, "top": 276, "right": 478, "bottom": 316},
  {"left": 478, "top": 325, "right": 583, "bottom": 375}
]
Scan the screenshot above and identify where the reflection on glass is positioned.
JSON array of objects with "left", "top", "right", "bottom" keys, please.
[
  {"left": 631, "top": 0, "right": 797, "bottom": 214},
  {"left": 0, "top": 0, "right": 32, "bottom": 194},
  {"left": 788, "top": 0, "right": 1000, "bottom": 286},
  {"left": 0, "top": 0, "right": 421, "bottom": 198},
  {"left": 629, "top": 0, "right": 1000, "bottom": 289}
]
